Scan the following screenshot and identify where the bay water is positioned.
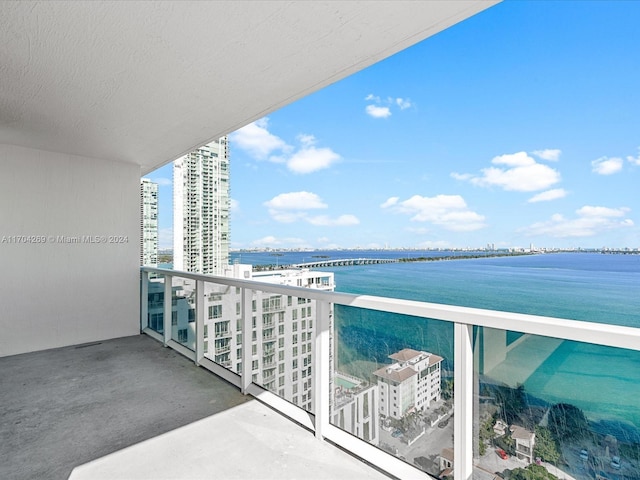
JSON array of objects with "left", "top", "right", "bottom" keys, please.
[{"left": 232, "top": 251, "right": 640, "bottom": 440}]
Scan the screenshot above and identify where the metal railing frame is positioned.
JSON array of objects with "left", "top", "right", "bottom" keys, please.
[{"left": 141, "top": 267, "right": 640, "bottom": 480}]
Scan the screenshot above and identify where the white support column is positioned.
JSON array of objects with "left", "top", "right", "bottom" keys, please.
[
  {"left": 195, "top": 279, "right": 204, "bottom": 365},
  {"left": 454, "top": 323, "right": 474, "bottom": 480},
  {"left": 163, "top": 275, "right": 172, "bottom": 346},
  {"left": 241, "top": 288, "right": 253, "bottom": 394},
  {"left": 140, "top": 269, "right": 149, "bottom": 331},
  {"left": 313, "top": 300, "right": 331, "bottom": 440}
]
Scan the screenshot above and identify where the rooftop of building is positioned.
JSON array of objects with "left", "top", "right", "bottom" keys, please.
[
  {"left": 373, "top": 364, "right": 418, "bottom": 383},
  {"left": 510, "top": 425, "right": 535, "bottom": 442}
]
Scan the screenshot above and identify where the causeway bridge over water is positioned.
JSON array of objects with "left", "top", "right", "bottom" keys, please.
[{"left": 290, "top": 258, "right": 397, "bottom": 268}]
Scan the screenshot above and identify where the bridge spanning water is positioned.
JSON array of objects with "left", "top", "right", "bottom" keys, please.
[{"left": 289, "top": 258, "right": 397, "bottom": 268}]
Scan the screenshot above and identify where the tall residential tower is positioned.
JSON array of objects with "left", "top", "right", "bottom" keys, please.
[
  {"left": 140, "top": 178, "right": 158, "bottom": 267},
  {"left": 173, "top": 137, "right": 230, "bottom": 275}
]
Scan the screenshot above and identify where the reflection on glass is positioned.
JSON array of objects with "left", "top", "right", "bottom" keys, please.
[
  {"left": 474, "top": 327, "right": 640, "bottom": 480},
  {"left": 146, "top": 275, "right": 165, "bottom": 333},
  {"left": 333, "top": 305, "right": 453, "bottom": 475},
  {"left": 253, "top": 293, "right": 316, "bottom": 412},
  {"left": 170, "top": 277, "right": 196, "bottom": 351},
  {"left": 203, "top": 282, "right": 237, "bottom": 370}
]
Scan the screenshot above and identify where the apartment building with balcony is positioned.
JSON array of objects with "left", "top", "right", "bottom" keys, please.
[
  {"left": 374, "top": 349, "right": 443, "bottom": 420},
  {"left": 173, "top": 138, "right": 230, "bottom": 275},
  {"left": 140, "top": 178, "right": 158, "bottom": 267}
]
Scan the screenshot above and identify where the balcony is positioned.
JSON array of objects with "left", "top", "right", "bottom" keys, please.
[
  {"left": 0, "top": 335, "right": 385, "bottom": 480},
  {"left": 138, "top": 267, "right": 640, "bottom": 480}
]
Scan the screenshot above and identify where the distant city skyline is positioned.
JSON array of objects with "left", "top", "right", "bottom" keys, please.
[{"left": 148, "top": 1, "right": 640, "bottom": 251}]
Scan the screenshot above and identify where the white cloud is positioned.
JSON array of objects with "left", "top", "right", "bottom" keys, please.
[
  {"left": 264, "top": 191, "right": 357, "bottom": 226},
  {"left": 307, "top": 214, "right": 360, "bottom": 226},
  {"left": 627, "top": 148, "right": 640, "bottom": 166},
  {"left": 457, "top": 151, "right": 561, "bottom": 192},
  {"left": 382, "top": 194, "right": 486, "bottom": 231},
  {"left": 528, "top": 188, "right": 568, "bottom": 203},
  {"left": 264, "top": 192, "right": 327, "bottom": 211},
  {"left": 250, "top": 236, "right": 308, "bottom": 248},
  {"left": 147, "top": 177, "right": 172, "bottom": 186},
  {"left": 576, "top": 205, "right": 629, "bottom": 218},
  {"left": 365, "top": 105, "right": 391, "bottom": 119},
  {"left": 396, "top": 97, "right": 412, "bottom": 110},
  {"left": 520, "top": 205, "right": 633, "bottom": 238},
  {"left": 297, "top": 134, "right": 316, "bottom": 147},
  {"left": 287, "top": 146, "right": 340, "bottom": 174},
  {"left": 233, "top": 118, "right": 340, "bottom": 174},
  {"left": 450, "top": 172, "right": 473, "bottom": 181},
  {"left": 229, "top": 198, "right": 239, "bottom": 212},
  {"left": 380, "top": 197, "right": 399, "bottom": 208},
  {"left": 592, "top": 156, "right": 623, "bottom": 175},
  {"left": 231, "top": 117, "right": 291, "bottom": 159},
  {"left": 364, "top": 93, "right": 414, "bottom": 118},
  {"left": 532, "top": 149, "right": 561, "bottom": 161}
]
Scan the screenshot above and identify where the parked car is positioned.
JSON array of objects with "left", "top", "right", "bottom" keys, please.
[
  {"left": 580, "top": 449, "right": 589, "bottom": 461},
  {"left": 391, "top": 429, "right": 402, "bottom": 438},
  {"left": 496, "top": 448, "right": 509, "bottom": 460},
  {"left": 611, "top": 456, "right": 621, "bottom": 469}
]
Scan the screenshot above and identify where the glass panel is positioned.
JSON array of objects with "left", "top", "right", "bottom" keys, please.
[
  {"left": 203, "top": 281, "right": 239, "bottom": 371},
  {"left": 170, "top": 277, "right": 196, "bottom": 351},
  {"left": 250, "top": 291, "right": 315, "bottom": 412},
  {"left": 474, "top": 327, "right": 640, "bottom": 480},
  {"left": 146, "top": 274, "right": 165, "bottom": 334},
  {"left": 333, "top": 304, "right": 454, "bottom": 476}
]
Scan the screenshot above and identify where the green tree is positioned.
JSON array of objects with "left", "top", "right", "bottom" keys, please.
[
  {"left": 533, "top": 426, "right": 560, "bottom": 464},
  {"left": 510, "top": 464, "right": 558, "bottom": 480},
  {"left": 548, "top": 403, "right": 590, "bottom": 442}
]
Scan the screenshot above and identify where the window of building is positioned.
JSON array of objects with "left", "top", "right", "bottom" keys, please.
[
  {"left": 178, "top": 328, "right": 188, "bottom": 343},
  {"left": 208, "top": 305, "right": 222, "bottom": 319},
  {"left": 171, "top": 311, "right": 178, "bottom": 326}
]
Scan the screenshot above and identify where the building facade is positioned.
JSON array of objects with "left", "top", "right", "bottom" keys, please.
[
  {"left": 333, "top": 372, "right": 380, "bottom": 446},
  {"left": 155, "top": 264, "right": 335, "bottom": 413},
  {"left": 140, "top": 178, "right": 158, "bottom": 267},
  {"left": 173, "top": 137, "right": 230, "bottom": 275},
  {"left": 374, "top": 348, "right": 442, "bottom": 420}
]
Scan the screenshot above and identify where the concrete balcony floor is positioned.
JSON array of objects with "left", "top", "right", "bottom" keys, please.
[{"left": 0, "top": 335, "right": 389, "bottom": 480}]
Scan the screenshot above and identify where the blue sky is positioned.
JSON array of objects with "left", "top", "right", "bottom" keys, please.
[{"left": 148, "top": 1, "right": 640, "bottom": 250}]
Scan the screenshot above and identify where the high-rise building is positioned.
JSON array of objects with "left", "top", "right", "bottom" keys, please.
[
  {"left": 173, "top": 137, "right": 230, "bottom": 275},
  {"left": 140, "top": 178, "right": 158, "bottom": 267}
]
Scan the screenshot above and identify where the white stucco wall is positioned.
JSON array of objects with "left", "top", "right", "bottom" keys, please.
[{"left": 0, "top": 144, "right": 140, "bottom": 356}]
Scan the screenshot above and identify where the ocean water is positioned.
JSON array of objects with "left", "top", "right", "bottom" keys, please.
[{"left": 234, "top": 251, "right": 640, "bottom": 438}]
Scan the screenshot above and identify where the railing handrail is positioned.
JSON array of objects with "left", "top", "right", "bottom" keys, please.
[{"left": 141, "top": 266, "right": 640, "bottom": 352}]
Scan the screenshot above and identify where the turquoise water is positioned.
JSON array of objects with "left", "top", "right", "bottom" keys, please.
[{"left": 236, "top": 251, "right": 640, "bottom": 439}]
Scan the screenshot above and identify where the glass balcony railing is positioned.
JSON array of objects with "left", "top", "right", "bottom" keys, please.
[{"left": 140, "top": 267, "right": 640, "bottom": 480}]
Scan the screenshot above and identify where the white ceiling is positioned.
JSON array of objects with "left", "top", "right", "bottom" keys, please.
[{"left": 0, "top": 1, "right": 498, "bottom": 174}]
